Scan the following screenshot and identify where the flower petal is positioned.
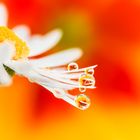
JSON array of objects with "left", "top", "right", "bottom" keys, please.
[
  {"left": 0, "top": 64, "right": 12, "bottom": 85},
  {"left": 5, "top": 60, "right": 76, "bottom": 90},
  {"left": 42, "top": 87, "right": 77, "bottom": 107},
  {"left": 28, "top": 29, "right": 63, "bottom": 57},
  {"left": 0, "top": 41, "right": 15, "bottom": 62},
  {"left": 30, "top": 48, "right": 83, "bottom": 68},
  {"left": 13, "top": 25, "right": 30, "bottom": 41},
  {"left": 41, "top": 87, "right": 86, "bottom": 110},
  {"left": 0, "top": 3, "right": 8, "bottom": 26},
  {"left": 4, "top": 60, "right": 33, "bottom": 75},
  {"left": 36, "top": 68, "right": 96, "bottom": 89}
]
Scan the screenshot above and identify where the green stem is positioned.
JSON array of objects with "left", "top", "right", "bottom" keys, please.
[{"left": 3, "top": 64, "right": 15, "bottom": 77}]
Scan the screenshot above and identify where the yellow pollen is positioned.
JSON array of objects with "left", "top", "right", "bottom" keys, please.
[{"left": 0, "top": 26, "right": 30, "bottom": 60}]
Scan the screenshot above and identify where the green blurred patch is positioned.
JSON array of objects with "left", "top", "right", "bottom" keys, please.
[
  {"left": 53, "top": 11, "right": 92, "bottom": 48},
  {"left": 3, "top": 65, "right": 15, "bottom": 77}
]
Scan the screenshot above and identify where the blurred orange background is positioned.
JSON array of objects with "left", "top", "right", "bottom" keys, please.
[{"left": 0, "top": 0, "right": 140, "bottom": 139}]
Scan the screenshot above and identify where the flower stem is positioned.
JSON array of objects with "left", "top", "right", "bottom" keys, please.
[{"left": 3, "top": 64, "right": 15, "bottom": 77}]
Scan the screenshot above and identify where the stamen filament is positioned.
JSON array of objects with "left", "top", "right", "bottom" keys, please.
[{"left": 60, "top": 65, "right": 97, "bottom": 74}]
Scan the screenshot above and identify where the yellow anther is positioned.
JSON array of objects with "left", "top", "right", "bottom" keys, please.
[{"left": 0, "top": 26, "right": 30, "bottom": 60}]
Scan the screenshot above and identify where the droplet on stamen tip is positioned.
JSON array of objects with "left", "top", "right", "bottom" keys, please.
[
  {"left": 67, "top": 62, "right": 78, "bottom": 71},
  {"left": 75, "top": 94, "right": 90, "bottom": 110},
  {"left": 79, "top": 87, "right": 86, "bottom": 92},
  {"left": 79, "top": 74, "right": 95, "bottom": 87},
  {"left": 85, "top": 68, "right": 94, "bottom": 75}
]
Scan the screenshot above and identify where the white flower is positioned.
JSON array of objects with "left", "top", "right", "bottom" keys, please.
[{"left": 0, "top": 3, "right": 97, "bottom": 110}]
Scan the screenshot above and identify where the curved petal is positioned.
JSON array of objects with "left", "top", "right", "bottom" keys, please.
[
  {"left": 35, "top": 68, "right": 96, "bottom": 89},
  {"left": 28, "top": 29, "right": 63, "bottom": 57},
  {"left": 0, "top": 3, "right": 8, "bottom": 26},
  {"left": 41, "top": 87, "right": 88, "bottom": 110},
  {"left": 61, "top": 65, "right": 97, "bottom": 74},
  {"left": 13, "top": 25, "right": 30, "bottom": 41},
  {"left": 0, "top": 41, "right": 15, "bottom": 62},
  {"left": 43, "top": 87, "right": 77, "bottom": 107},
  {"left": 4, "top": 60, "right": 33, "bottom": 75},
  {"left": 4, "top": 60, "right": 76, "bottom": 90},
  {"left": 5, "top": 59, "right": 95, "bottom": 90},
  {"left": 30, "top": 48, "right": 83, "bottom": 68}
]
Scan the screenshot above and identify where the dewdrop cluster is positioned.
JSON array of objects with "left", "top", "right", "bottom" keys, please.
[{"left": 67, "top": 62, "right": 95, "bottom": 110}]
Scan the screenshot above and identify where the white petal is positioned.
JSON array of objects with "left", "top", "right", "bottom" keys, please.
[
  {"left": 51, "top": 65, "right": 97, "bottom": 79},
  {"left": 4, "top": 60, "right": 33, "bottom": 75},
  {"left": 36, "top": 69, "right": 79, "bottom": 86},
  {"left": 0, "top": 64, "right": 12, "bottom": 85},
  {"left": 61, "top": 65, "right": 97, "bottom": 74},
  {"left": 28, "top": 29, "right": 63, "bottom": 57},
  {"left": 41, "top": 87, "right": 82, "bottom": 109},
  {"left": 0, "top": 3, "right": 8, "bottom": 26},
  {"left": 35, "top": 68, "right": 95, "bottom": 89},
  {"left": 13, "top": 25, "right": 30, "bottom": 41},
  {"left": 35, "top": 77, "right": 77, "bottom": 90},
  {"left": 0, "top": 41, "right": 15, "bottom": 62},
  {"left": 5, "top": 60, "right": 76, "bottom": 90},
  {"left": 44, "top": 87, "right": 76, "bottom": 105},
  {"left": 30, "top": 48, "right": 83, "bottom": 68},
  {"left": 5, "top": 60, "right": 93, "bottom": 90}
]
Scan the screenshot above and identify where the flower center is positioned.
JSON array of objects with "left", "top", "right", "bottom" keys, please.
[{"left": 0, "top": 26, "right": 30, "bottom": 60}]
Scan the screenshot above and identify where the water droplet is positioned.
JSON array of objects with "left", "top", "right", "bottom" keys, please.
[
  {"left": 79, "top": 87, "right": 86, "bottom": 92},
  {"left": 75, "top": 94, "right": 90, "bottom": 110},
  {"left": 67, "top": 62, "right": 78, "bottom": 71},
  {"left": 85, "top": 68, "right": 94, "bottom": 75},
  {"left": 79, "top": 74, "right": 95, "bottom": 87}
]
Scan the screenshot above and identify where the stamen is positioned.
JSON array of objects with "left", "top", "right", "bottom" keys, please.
[
  {"left": 62, "top": 65, "right": 97, "bottom": 74},
  {"left": 79, "top": 74, "right": 95, "bottom": 87},
  {"left": 0, "top": 26, "right": 30, "bottom": 60}
]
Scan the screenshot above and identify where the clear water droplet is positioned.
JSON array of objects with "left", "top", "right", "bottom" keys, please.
[
  {"left": 85, "top": 68, "right": 94, "bottom": 75},
  {"left": 79, "top": 74, "right": 95, "bottom": 87},
  {"left": 67, "top": 62, "right": 78, "bottom": 71},
  {"left": 79, "top": 87, "right": 86, "bottom": 92},
  {"left": 75, "top": 94, "right": 90, "bottom": 110}
]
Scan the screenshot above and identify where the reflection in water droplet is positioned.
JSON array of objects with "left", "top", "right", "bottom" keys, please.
[
  {"left": 79, "top": 87, "right": 86, "bottom": 92},
  {"left": 67, "top": 62, "right": 78, "bottom": 71},
  {"left": 79, "top": 74, "right": 95, "bottom": 87},
  {"left": 85, "top": 68, "right": 94, "bottom": 75},
  {"left": 75, "top": 94, "right": 90, "bottom": 110}
]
